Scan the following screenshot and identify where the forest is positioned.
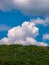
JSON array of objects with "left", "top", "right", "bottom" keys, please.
[{"left": 0, "top": 44, "right": 49, "bottom": 65}]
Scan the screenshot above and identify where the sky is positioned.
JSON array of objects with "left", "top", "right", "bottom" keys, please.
[{"left": 0, "top": 0, "right": 49, "bottom": 46}]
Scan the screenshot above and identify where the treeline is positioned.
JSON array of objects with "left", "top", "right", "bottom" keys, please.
[{"left": 0, "top": 44, "right": 49, "bottom": 65}]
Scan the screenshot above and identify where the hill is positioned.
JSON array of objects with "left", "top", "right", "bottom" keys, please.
[{"left": 0, "top": 44, "right": 49, "bottom": 65}]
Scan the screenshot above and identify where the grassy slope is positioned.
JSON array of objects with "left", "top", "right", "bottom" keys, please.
[{"left": 0, "top": 44, "right": 49, "bottom": 65}]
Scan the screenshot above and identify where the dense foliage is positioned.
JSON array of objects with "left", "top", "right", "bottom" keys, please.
[{"left": 0, "top": 44, "right": 49, "bottom": 65}]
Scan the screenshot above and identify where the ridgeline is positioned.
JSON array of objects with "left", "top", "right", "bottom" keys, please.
[{"left": 0, "top": 44, "right": 49, "bottom": 65}]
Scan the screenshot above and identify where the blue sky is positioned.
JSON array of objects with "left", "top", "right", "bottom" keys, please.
[{"left": 0, "top": 0, "right": 49, "bottom": 46}]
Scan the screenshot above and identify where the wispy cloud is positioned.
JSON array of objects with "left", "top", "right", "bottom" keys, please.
[
  {"left": 0, "top": 24, "right": 11, "bottom": 31},
  {"left": 32, "top": 17, "right": 49, "bottom": 26},
  {"left": 43, "top": 34, "right": 49, "bottom": 40}
]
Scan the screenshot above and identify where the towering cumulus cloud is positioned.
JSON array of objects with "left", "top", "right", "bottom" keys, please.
[
  {"left": 0, "top": 21, "right": 48, "bottom": 46},
  {"left": 0, "top": 0, "right": 49, "bottom": 16}
]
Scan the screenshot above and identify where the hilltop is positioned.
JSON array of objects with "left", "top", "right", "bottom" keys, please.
[{"left": 0, "top": 44, "right": 49, "bottom": 65}]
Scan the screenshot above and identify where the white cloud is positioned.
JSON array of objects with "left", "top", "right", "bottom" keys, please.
[
  {"left": 37, "top": 42, "right": 48, "bottom": 46},
  {"left": 32, "top": 17, "right": 49, "bottom": 26},
  {"left": 0, "top": 24, "right": 11, "bottom": 31},
  {"left": 43, "top": 34, "right": 49, "bottom": 40},
  {"left": 0, "top": 37, "right": 9, "bottom": 45},
  {"left": 0, "top": 0, "right": 49, "bottom": 16},
  {"left": 7, "top": 21, "right": 39, "bottom": 44},
  {"left": 14, "top": 37, "right": 37, "bottom": 46},
  {"left": 0, "top": 21, "right": 48, "bottom": 46}
]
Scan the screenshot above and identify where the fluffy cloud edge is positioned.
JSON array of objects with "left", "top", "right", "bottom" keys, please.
[
  {"left": 0, "top": 37, "right": 48, "bottom": 46},
  {"left": 0, "top": 20, "right": 48, "bottom": 46},
  {"left": 31, "top": 17, "right": 49, "bottom": 26},
  {"left": 43, "top": 34, "right": 49, "bottom": 40}
]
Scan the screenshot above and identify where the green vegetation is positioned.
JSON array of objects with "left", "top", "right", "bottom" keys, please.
[{"left": 0, "top": 44, "right": 49, "bottom": 65}]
